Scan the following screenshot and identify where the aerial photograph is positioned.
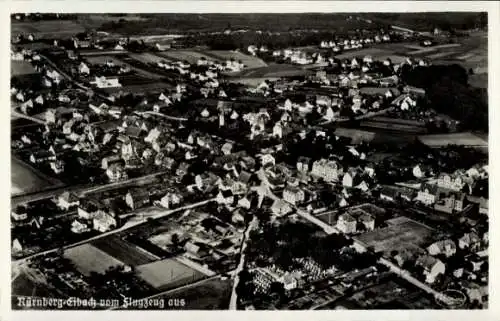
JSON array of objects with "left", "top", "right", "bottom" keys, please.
[{"left": 10, "top": 11, "right": 488, "bottom": 310}]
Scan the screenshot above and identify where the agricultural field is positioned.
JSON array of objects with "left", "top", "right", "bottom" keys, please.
[
  {"left": 135, "top": 258, "right": 206, "bottom": 291},
  {"left": 11, "top": 156, "right": 60, "bottom": 196},
  {"left": 359, "top": 87, "right": 401, "bottom": 96},
  {"left": 233, "top": 63, "right": 310, "bottom": 78},
  {"left": 418, "top": 132, "right": 488, "bottom": 149},
  {"left": 64, "top": 244, "right": 125, "bottom": 276},
  {"left": 11, "top": 20, "right": 85, "bottom": 39},
  {"left": 202, "top": 50, "right": 267, "bottom": 68},
  {"left": 355, "top": 217, "right": 442, "bottom": 255},
  {"left": 162, "top": 277, "right": 233, "bottom": 309},
  {"left": 92, "top": 236, "right": 158, "bottom": 266}
]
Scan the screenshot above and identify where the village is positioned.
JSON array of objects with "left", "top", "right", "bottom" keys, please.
[{"left": 11, "top": 12, "right": 488, "bottom": 310}]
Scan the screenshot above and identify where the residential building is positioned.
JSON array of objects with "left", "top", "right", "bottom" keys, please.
[
  {"left": 56, "top": 192, "right": 80, "bottom": 210},
  {"left": 337, "top": 213, "right": 357, "bottom": 234},
  {"left": 283, "top": 185, "right": 305, "bottom": 205},
  {"left": 416, "top": 183, "right": 438, "bottom": 205},
  {"left": 160, "top": 191, "right": 183, "bottom": 209},
  {"left": 416, "top": 255, "right": 445, "bottom": 284},
  {"left": 92, "top": 210, "right": 117, "bottom": 232},
  {"left": 296, "top": 156, "right": 311, "bottom": 173},
  {"left": 106, "top": 163, "right": 128, "bottom": 182},
  {"left": 11, "top": 206, "right": 28, "bottom": 221},
  {"left": 271, "top": 199, "right": 293, "bottom": 216},
  {"left": 427, "top": 239, "right": 457, "bottom": 258},
  {"left": 125, "top": 189, "right": 150, "bottom": 210},
  {"left": 437, "top": 173, "right": 466, "bottom": 191},
  {"left": 90, "top": 76, "right": 121, "bottom": 88},
  {"left": 459, "top": 232, "right": 481, "bottom": 252},
  {"left": 71, "top": 220, "right": 90, "bottom": 234},
  {"left": 311, "top": 159, "right": 342, "bottom": 182}
]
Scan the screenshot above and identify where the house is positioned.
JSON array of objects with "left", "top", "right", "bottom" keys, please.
[
  {"left": 11, "top": 205, "right": 28, "bottom": 221},
  {"left": 413, "top": 165, "right": 425, "bottom": 178},
  {"left": 437, "top": 173, "right": 465, "bottom": 191},
  {"left": 79, "top": 62, "right": 90, "bottom": 75},
  {"left": 342, "top": 168, "right": 359, "bottom": 187},
  {"left": 459, "top": 232, "right": 481, "bottom": 252},
  {"left": 359, "top": 213, "right": 375, "bottom": 231},
  {"left": 296, "top": 156, "right": 312, "bottom": 173},
  {"left": 434, "top": 190, "right": 465, "bottom": 213},
  {"left": 93, "top": 210, "right": 117, "bottom": 232},
  {"left": 311, "top": 159, "right": 342, "bottom": 182},
  {"left": 280, "top": 273, "right": 298, "bottom": 291},
  {"left": 160, "top": 191, "right": 183, "bottom": 209},
  {"left": 416, "top": 183, "right": 438, "bottom": 205},
  {"left": 416, "top": 255, "right": 445, "bottom": 284},
  {"left": 221, "top": 142, "right": 233, "bottom": 155},
  {"left": 379, "top": 186, "right": 399, "bottom": 202},
  {"left": 12, "top": 239, "right": 23, "bottom": 253},
  {"left": 71, "top": 220, "right": 90, "bottom": 234},
  {"left": 216, "top": 190, "right": 234, "bottom": 205},
  {"left": 283, "top": 185, "right": 305, "bottom": 206},
  {"left": 185, "top": 241, "right": 210, "bottom": 259},
  {"left": 106, "top": 162, "right": 128, "bottom": 182},
  {"left": 271, "top": 199, "right": 293, "bottom": 216},
  {"left": 101, "top": 154, "right": 122, "bottom": 170},
  {"left": 337, "top": 213, "right": 357, "bottom": 234},
  {"left": 29, "top": 150, "right": 56, "bottom": 164},
  {"left": 427, "top": 239, "right": 457, "bottom": 258},
  {"left": 125, "top": 189, "right": 150, "bottom": 210},
  {"left": 56, "top": 192, "right": 80, "bottom": 210},
  {"left": 260, "top": 153, "right": 275, "bottom": 166},
  {"left": 90, "top": 76, "right": 121, "bottom": 89},
  {"left": 273, "top": 122, "right": 283, "bottom": 138}
]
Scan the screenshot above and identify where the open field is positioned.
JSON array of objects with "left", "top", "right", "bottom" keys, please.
[
  {"left": 11, "top": 273, "right": 53, "bottom": 298},
  {"left": 360, "top": 87, "right": 400, "bottom": 96},
  {"left": 85, "top": 55, "right": 164, "bottom": 80},
  {"left": 203, "top": 50, "right": 267, "bottom": 68},
  {"left": 231, "top": 63, "right": 310, "bottom": 79},
  {"left": 100, "top": 82, "right": 173, "bottom": 95},
  {"left": 64, "top": 244, "right": 125, "bottom": 276},
  {"left": 11, "top": 61, "right": 38, "bottom": 77},
  {"left": 128, "top": 52, "right": 171, "bottom": 65},
  {"left": 156, "top": 50, "right": 209, "bottom": 64},
  {"left": 162, "top": 277, "right": 232, "bottom": 309},
  {"left": 135, "top": 258, "right": 206, "bottom": 290},
  {"left": 11, "top": 156, "right": 60, "bottom": 196},
  {"left": 355, "top": 217, "right": 441, "bottom": 254},
  {"left": 92, "top": 235, "right": 158, "bottom": 266},
  {"left": 418, "top": 132, "right": 488, "bottom": 148},
  {"left": 11, "top": 20, "right": 85, "bottom": 38}
]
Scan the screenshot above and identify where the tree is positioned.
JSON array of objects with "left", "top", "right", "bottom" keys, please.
[{"left": 171, "top": 233, "right": 180, "bottom": 246}]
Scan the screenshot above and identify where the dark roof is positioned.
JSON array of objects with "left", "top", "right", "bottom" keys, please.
[
  {"left": 421, "top": 183, "right": 438, "bottom": 194},
  {"left": 238, "top": 171, "right": 252, "bottom": 184},
  {"left": 222, "top": 190, "right": 233, "bottom": 198}
]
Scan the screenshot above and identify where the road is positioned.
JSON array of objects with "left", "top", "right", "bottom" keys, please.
[
  {"left": 135, "top": 111, "right": 188, "bottom": 122},
  {"left": 13, "top": 198, "right": 215, "bottom": 264},
  {"left": 12, "top": 170, "right": 167, "bottom": 206},
  {"left": 10, "top": 110, "right": 46, "bottom": 125},
  {"left": 228, "top": 215, "right": 258, "bottom": 310}
]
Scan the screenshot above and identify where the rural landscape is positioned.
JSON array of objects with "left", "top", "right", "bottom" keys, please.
[{"left": 10, "top": 11, "right": 488, "bottom": 311}]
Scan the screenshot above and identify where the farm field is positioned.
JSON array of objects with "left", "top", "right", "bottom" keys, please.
[
  {"left": 162, "top": 277, "right": 233, "bottom": 309},
  {"left": 100, "top": 82, "right": 173, "bottom": 95},
  {"left": 355, "top": 217, "right": 442, "bottom": 255},
  {"left": 360, "top": 87, "right": 400, "bottom": 96},
  {"left": 417, "top": 132, "right": 488, "bottom": 148},
  {"left": 11, "top": 20, "right": 85, "bottom": 39},
  {"left": 92, "top": 235, "right": 158, "bottom": 266},
  {"left": 11, "top": 61, "right": 38, "bottom": 77},
  {"left": 11, "top": 272, "right": 54, "bottom": 298},
  {"left": 64, "top": 244, "right": 125, "bottom": 276},
  {"left": 233, "top": 63, "right": 310, "bottom": 78},
  {"left": 135, "top": 258, "right": 206, "bottom": 291},
  {"left": 11, "top": 156, "right": 60, "bottom": 196},
  {"left": 202, "top": 50, "right": 267, "bottom": 68}
]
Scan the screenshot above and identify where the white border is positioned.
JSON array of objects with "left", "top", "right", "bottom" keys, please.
[{"left": 1, "top": 2, "right": 499, "bottom": 321}]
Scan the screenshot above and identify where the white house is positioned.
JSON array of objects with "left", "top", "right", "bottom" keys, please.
[
  {"left": 90, "top": 76, "right": 121, "bottom": 88},
  {"left": 337, "top": 213, "right": 357, "bottom": 234},
  {"left": 79, "top": 62, "right": 90, "bottom": 75},
  {"left": 416, "top": 255, "right": 445, "bottom": 284}
]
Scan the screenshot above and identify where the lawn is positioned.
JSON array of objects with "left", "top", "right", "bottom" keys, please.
[
  {"left": 64, "top": 244, "right": 125, "bottom": 276},
  {"left": 11, "top": 61, "right": 38, "bottom": 77},
  {"left": 135, "top": 258, "right": 206, "bottom": 291},
  {"left": 128, "top": 52, "right": 171, "bottom": 65},
  {"left": 355, "top": 217, "right": 440, "bottom": 254},
  {"left": 10, "top": 156, "right": 59, "bottom": 196},
  {"left": 161, "top": 277, "right": 232, "bottom": 309},
  {"left": 92, "top": 235, "right": 158, "bottom": 266},
  {"left": 156, "top": 50, "right": 209, "bottom": 64}
]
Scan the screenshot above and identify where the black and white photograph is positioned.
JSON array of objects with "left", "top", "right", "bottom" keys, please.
[{"left": 7, "top": 1, "right": 495, "bottom": 314}]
